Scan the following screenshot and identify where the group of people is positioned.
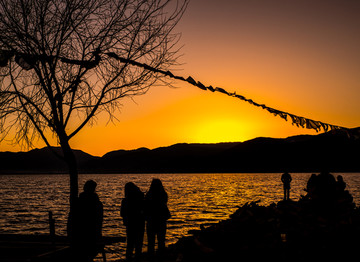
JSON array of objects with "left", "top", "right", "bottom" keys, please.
[
  {"left": 68, "top": 178, "right": 170, "bottom": 262},
  {"left": 281, "top": 171, "right": 354, "bottom": 211},
  {"left": 71, "top": 172, "right": 351, "bottom": 261},
  {"left": 304, "top": 172, "right": 354, "bottom": 209},
  {"left": 121, "top": 179, "right": 171, "bottom": 261}
]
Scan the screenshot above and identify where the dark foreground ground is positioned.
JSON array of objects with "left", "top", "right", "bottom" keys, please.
[
  {"left": 158, "top": 173, "right": 360, "bottom": 262},
  {"left": 163, "top": 200, "right": 360, "bottom": 262}
]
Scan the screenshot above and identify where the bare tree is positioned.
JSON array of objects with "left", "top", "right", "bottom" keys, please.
[{"left": 0, "top": 0, "right": 188, "bottom": 212}]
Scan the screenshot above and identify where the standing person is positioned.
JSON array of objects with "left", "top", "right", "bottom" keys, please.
[
  {"left": 305, "top": 174, "right": 318, "bottom": 199},
  {"left": 145, "top": 179, "right": 171, "bottom": 258},
  {"left": 281, "top": 172, "right": 292, "bottom": 201},
  {"left": 121, "top": 182, "right": 145, "bottom": 261},
  {"left": 74, "top": 180, "right": 103, "bottom": 262},
  {"left": 336, "top": 175, "right": 346, "bottom": 193}
]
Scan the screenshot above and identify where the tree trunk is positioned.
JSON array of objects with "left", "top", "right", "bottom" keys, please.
[{"left": 59, "top": 133, "right": 79, "bottom": 213}]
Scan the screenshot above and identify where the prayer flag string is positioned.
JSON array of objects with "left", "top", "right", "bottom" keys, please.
[
  {"left": 105, "top": 53, "right": 346, "bottom": 133},
  {"left": 0, "top": 50, "right": 348, "bottom": 133}
]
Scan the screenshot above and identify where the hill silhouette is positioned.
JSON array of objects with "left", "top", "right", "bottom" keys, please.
[
  {"left": 0, "top": 147, "right": 99, "bottom": 174},
  {"left": 1, "top": 128, "right": 359, "bottom": 174}
]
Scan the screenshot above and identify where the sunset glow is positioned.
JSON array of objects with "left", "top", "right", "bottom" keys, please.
[{"left": 1, "top": 0, "right": 359, "bottom": 156}]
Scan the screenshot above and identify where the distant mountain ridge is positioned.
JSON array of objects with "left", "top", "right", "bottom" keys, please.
[
  {"left": 0, "top": 147, "right": 99, "bottom": 174},
  {"left": 1, "top": 128, "right": 359, "bottom": 174}
]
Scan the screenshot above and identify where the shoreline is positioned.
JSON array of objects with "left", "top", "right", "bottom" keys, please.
[
  {"left": 162, "top": 173, "right": 360, "bottom": 262},
  {"left": 2, "top": 198, "right": 359, "bottom": 262},
  {"left": 163, "top": 199, "right": 360, "bottom": 262}
]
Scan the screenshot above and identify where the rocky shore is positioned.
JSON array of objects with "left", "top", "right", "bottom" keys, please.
[{"left": 163, "top": 172, "right": 360, "bottom": 262}]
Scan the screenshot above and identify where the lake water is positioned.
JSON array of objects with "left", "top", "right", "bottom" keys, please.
[{"left": 1, "top": 173, "right": 360, "bottom": 261}]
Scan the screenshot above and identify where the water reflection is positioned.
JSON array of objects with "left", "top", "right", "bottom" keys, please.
[{"left": 1, "top": 173, "right": 360, "bottom": 261}]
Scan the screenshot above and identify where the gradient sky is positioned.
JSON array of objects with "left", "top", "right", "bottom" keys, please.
[{"left": 1, "top": 0, "right": 360, "bottom": 156}]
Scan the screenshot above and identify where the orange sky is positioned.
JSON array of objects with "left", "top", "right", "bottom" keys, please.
[{"left": 1, "top": 0, "right": 360, "bottom": 156}]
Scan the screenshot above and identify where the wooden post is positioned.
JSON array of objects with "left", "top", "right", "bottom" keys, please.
[{"left": 49, "top": 211, "right": 55, "bottom": 239}]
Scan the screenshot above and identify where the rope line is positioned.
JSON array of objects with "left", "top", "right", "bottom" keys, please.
[
  {"left": 106, "top": 52, "right": 346, "bottom": 133},
  {"left": 0, "top": 49, "right": 348, "bottom": 133}
]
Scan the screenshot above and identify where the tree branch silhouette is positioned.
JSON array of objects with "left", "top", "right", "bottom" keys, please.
[{"left": 0, "top": 0, "right": 188, "bottom": 215}]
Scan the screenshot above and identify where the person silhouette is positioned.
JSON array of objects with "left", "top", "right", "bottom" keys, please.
[
  {"left": 281, "top": 172, "right": 292, "bottom": 201},
  {"left": 336, "top": 175, "right": 346, "bottom": 193},
  {"left": 121, "top": 182, "right": 145, "bottom": 261},
  {"left": 74, "top": 180, "right": 103, "bottom": 261},
  {"left": 145, "top": 179, "right": 171, "bottom": 258},
  {"left": 305, "top": 174, "right": 318, "bottom": 199}
]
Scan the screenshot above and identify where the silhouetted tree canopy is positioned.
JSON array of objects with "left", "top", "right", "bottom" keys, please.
[
  {"left": 0, "top": 0, "right": 188, "bottom": 208},
  {"left": 0, "top": 0, "right": 187, "bottom": 147}
]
